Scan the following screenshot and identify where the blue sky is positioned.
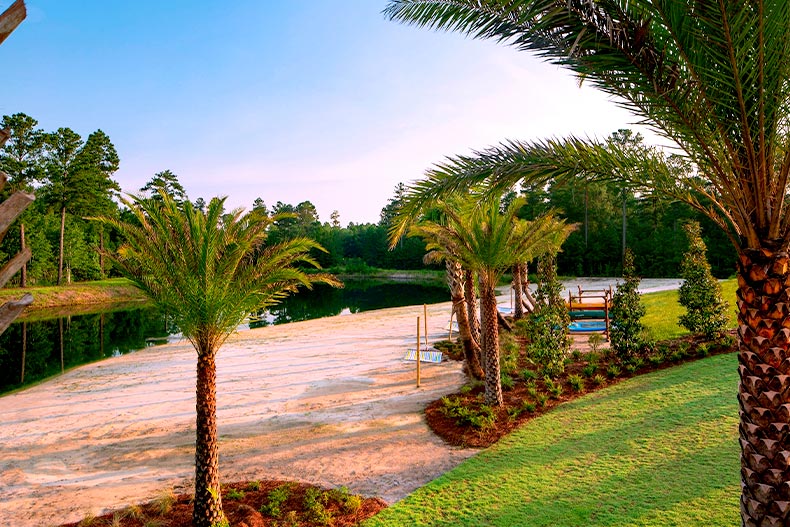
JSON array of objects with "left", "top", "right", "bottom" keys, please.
[{"left": 1, "top": 1, "right": 652, "bottom": 225}]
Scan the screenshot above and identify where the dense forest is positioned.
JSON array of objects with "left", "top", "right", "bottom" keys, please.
[{"left": 0, "top": 113, "right": 735, "bottom": 284}]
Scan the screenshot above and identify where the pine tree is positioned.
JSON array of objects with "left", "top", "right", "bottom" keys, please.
[
  {"left": 610, "top": 248, "right": 646, "bottom": 361},
  {"left": 678, "top": 221, "right": 729, "bottom": 339}
]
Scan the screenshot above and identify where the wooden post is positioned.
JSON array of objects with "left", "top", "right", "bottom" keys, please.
[{"left": 416, "top": 316, "right": 421, "bottom": 388}]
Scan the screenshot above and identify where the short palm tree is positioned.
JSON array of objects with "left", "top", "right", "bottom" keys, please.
[
  {"left": 411, "top": 196, "right": 572, "bottom": 405},
  {"left": 93, "top": 191, "right": 336, "bottom": 527},
  {"left": 385, "top": 2, "right": 790, "bottom": 522}
]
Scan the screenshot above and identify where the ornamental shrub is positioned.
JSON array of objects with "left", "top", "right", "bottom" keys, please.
[
  {"left": 678, "top": 221, "right": 729, "bottom": 339},
  {"left": 526, "top": 254, "right": 571, "bottom": 377},
  {"left": 610, "top": 248, "right": 646, "bottom": 360}
]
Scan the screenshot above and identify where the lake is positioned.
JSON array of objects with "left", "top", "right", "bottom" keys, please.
[{"left": 0, "top": 280, "right": 449, "bottom": 395}]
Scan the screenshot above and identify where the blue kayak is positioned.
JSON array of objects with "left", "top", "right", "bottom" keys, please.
[{"left": 569, "top": 320, "right": 607, "bottom": 332}]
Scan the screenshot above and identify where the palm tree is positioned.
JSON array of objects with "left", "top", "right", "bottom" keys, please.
[
  {"left": 384, "top": 1, "right": 790, "bottom": 523},
  {"left": 411, "top": 196, "right": 572, "bottom": 405},
  {"left": 93, "top": 191, "right": 336, "bottom": 527}
]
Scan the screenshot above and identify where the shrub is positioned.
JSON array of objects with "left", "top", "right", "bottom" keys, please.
[
  {"left": 544, "top": 377, "right": 563, "bottom": 399},
  {"left": 225, "top": 488, "right": 245, "bottom": 500},
  {"left": 606, "top": 364, "right": 622, "bottom": 378},
  {"left": 678, "top": 221, "right": 730, "bottom": 339},
  {"left": 521, "top": 368, "right": 538, "bottom": 382},
  {"left": 440, "top": 396, "right": 496, "bottom": 430},
  {"left": 260, "top": 484, "right": 293, "bottom": 518},
  {"left": 610, "top": 249, "right": 646, "bottom": 360},
  {"left": 592, "top": 374, "right": 607, "bottom": 386},
  {"left": 500, "top": 373, "right": 515, "bottom": 391},
  {"left": 304, "top": 487, "right": 334, "bottom": 526},
  {"left": 246, "top": 480, "right": 261, "bottom": 491},
  {"left": 527, "top": 254, "right": 571, "bottom": 377},
  {"left": 581, "top": 363, "right": 597, "bottom": 378},
  {"left": 568, "top": 374, "right": 585, "bottom": 392}
]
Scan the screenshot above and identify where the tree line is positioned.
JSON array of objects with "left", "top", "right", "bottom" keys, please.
[{"left": 0, "top": 112, "right": 734, "bottom": 285}]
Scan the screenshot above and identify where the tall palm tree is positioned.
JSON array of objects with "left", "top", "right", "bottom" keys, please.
[
  {"left": 384, "top": 1, "right": 790, "bottom": 523},
  {"left": 93, "top": 191, "right": 336, "bottom": 527},
  {"left": 411, "top": 196, "right": 572, "bottom": 405}
]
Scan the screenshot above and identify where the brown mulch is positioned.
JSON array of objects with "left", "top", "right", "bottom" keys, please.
[
  {"left": 426, "top": 332, "right": 737, "bottom": 448},
  {"left": 59, "top": 481, "right": 387, "bottom": 527}
]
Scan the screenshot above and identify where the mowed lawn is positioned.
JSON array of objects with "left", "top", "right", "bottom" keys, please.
[{"left": 364, "top": 282, "right": 741, "bottom": 527}]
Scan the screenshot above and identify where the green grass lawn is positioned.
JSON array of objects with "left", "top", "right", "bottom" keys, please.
[
  {"left": 365, "top": 354, "right": 739, "bottom": 527},
  {"left": 365, "top": 282, "right": 741, "bottom": 526}
]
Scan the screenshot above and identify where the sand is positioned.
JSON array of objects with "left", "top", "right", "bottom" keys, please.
[
  {"left": 0, "top": 300, "right": 476, "bottom": 527},
  {"left": 0, "top": 278, "right": 681, "bottom": 527}
]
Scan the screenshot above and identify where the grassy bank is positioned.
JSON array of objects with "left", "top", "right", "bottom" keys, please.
[{"left": 0, "top": 278, "right": 148, "bottom": 315}]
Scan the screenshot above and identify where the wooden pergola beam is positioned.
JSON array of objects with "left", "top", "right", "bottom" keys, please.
[{"left": 0, "top": 0, "right": 25, "bottom": 47}]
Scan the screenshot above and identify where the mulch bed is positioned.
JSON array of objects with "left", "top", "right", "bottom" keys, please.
[
  {"left": 59, "top": 480, "right": 387, "bottom": 527},
  {"left": 426, "top": 332, "right": 736, "bottom": 448}
]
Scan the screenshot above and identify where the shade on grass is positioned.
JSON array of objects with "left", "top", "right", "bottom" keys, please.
[{"left": 364, "top": 353, "right": 739, "bottom": 527}]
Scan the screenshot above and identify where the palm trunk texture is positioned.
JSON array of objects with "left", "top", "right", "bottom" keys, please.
[
  {"left": 193, "top": 352, "right": 225, "bottom": 527},
  {"left": 737, "top": 248, "right": 790, "bottom": 527},
  {"left": 513, "top": 264, "right": 524, "bottom": 320},
  {"left": 447, "top": 261, "right": 484, "bottom": 379},
  {"left": 479, "top": 275, "right": 503, "bottom": 407},
  {"left": 464, "top": 269, "right": 483, "bottom": 372}
]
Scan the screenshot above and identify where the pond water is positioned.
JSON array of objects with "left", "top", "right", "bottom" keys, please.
[{"left": 0, "top": 280, "right": 449, "bottom": 394}]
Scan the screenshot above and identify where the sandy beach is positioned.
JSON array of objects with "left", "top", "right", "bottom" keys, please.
[
  {"left": 0, "top": 299, "right": 477, "bottom": 527},
  {"left": 0, "top": 278, "right": 681, "bottom": 527}
]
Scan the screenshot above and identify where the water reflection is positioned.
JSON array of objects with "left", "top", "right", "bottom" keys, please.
[{"left": 0, "top": 280, "right": 448, "bottom": 394}]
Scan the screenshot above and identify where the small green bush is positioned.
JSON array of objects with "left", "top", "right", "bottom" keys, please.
[
  {"left": 304, "top": 487, "right": 333, "bottom": 526},
  {"left": 260, "top": 484, "right": 293, "bottom": 518},
  {"left": 440, "top": 396, "right": 496, "bottom": 430},
  {"left": 606, "top": 364, "right": 622, "bottom": 378},
  {"left": 678, "top": 221, "right": 730, "bottom": 339},
  {"left": 226, "top": 488, "right": 245, "bottom": 500},
  {"left": 592, "top": 374, "right": 607, "bottom": 386},
  {"left": 568, "top": 374, "right": 585, "bottom": 392},
  {"left": 521, "top": 368, "right": 538, "bottom": 382},
  {"left": 500, "top": 373, "right": 515, "bottom": 391},
  {"left": 581, "top": 363, "right": 597, "bottom": 378}
]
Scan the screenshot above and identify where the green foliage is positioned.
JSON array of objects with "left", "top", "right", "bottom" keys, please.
[
  {"left": 260, "top": 484, "right": 293, "bottom": 518},
  {"left": 440, "top": 395, "right": 496, "bottom": 430},
  {"left": 303, "top": 487, "right": 334, "bottom": 526},
  {"left": 526, "top": 254, "right": 571, "bottom": 377},
  {"left": 568, "top": 374, "right": 585, "bottom": 393},
  {"left": 225, "top": 488, "right": 245, "bottom": 500},
  {"left": 610, "top": 249, "right": 646, "bottom": 360},
  {"left": 606, "top": 364, "right": 622, "bottom": 378},
  {"left": 500, "top": 373, "right": 514, "bottom": 391},
  {"left": 581, "top": 363, "right": 597, "bottom": 378},
  {"left": 591, "top": 374, "right": 607, "bottom": 386},
  {"left": 678, "top": 221, "right": 730, "bottom": 339}
]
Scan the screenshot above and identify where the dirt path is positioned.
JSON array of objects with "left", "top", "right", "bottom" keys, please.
[{"left": 0, "top": 301, "right": 476, "bottom": 527}]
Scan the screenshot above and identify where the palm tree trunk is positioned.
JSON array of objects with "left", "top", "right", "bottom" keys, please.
[
  {"left": 57, "top": 206, "right": 65, "bottom": 286},
  {"left": 447, "top": 261, "right": 484, "bottom": 379},
  {"left": 193, "top": 351, "right": 225, "bottom": 527},
  {"left": 737, "top": 247, "right": 790, "bottom": 527},
  {"left": 464, "top": 268, "right": 482, "bottom": 372},
  {"left": 513, "top": 264, "right": 524, "bottom": 320},
  {"left": 479, "top": 274, "right": 503, "bottom": 407}
]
